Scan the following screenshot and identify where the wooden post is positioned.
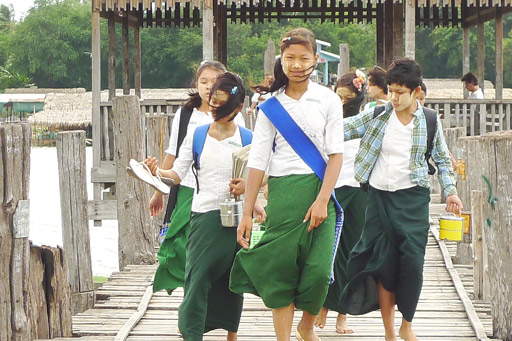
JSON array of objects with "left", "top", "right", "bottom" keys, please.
[
  {"left": 264, "top": 38, "right": 276, "bottom": 77},
  {"left": 122, "top": 13, "right": 130, "bottom": 95},
  {"left": 480, "top": 130, "right": 512, "bottom": 339},
  {"left": 56, "top": 131, "right": 94, "bottom": 314},
  {"left": 376, "top": 3, "right": 385, "bottom": 67},
  {"left": 203, "top": 0, "right": 214, "bottom": 61},
  {"left": 477, "top": 14, "right": 485, "bottom": 94},
  {"left": 146, "top": 116, "right": 171, "bottom": 244},
  {"left": 495, "top": 7, "right": 503, "bottom": 100},
  {"left": 112, "top": 96, "right": 155, "bottom": 270},
  {"left": 471, "top": 190, "right": 486, "bottom": 301},
  {"left": 384, "top": 0, "right": 394, "bottom": 68},
  {"left": 108, "top": 11, "right": 116, "bottom": 101},
  {"left": 338, "top": 44, "right": 349, "bottom": 79},
  {"left": 0, "top": 123, "right": 31, "bottom": 341},
  {"left": 27, "top": 246, "right": 49, "bottom": 339},
  {"left": 404, "top": 0, "right": 415, "bottom": 59},
  {"left": 393, "top": 2, "right": 404, "bottom": 60},
  {"left": 92, "top": 0, "right": 102, "bottom": 226},
  {"left": 462, "top": 26, "right": 470, "bottom": 99},
  {"left": 134, "top": 22, "right": 142, "bottom": 99}
]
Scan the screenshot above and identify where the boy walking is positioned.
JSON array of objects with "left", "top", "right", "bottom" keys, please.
[{"left": 340, "top": 58, "right": 463, "bottom": 341}]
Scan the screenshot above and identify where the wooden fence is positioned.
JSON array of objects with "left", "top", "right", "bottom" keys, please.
[{"left": 425, "top": 99, "right": 512, "bottom": 136}]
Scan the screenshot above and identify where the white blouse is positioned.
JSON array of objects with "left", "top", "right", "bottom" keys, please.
[
  {"left": 369, "top": 110, "right": 416, "bottom": 191},
  {"left": 171, "top": 126, "right": 245, "bottom": 213},
  {"left": 165, "top": 107, "right": 245, "bottom": 188},
  {"left": 335, "top": 138, "right": 360, "bottom": 188},
  {"left": 247, "top": 81, "right": 344, "bottom": 176}
]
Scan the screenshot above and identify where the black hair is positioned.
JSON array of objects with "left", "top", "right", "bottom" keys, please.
[
  {"left": 386, "top": 58, "right": 423, "bottom": 93},
  {"left": 209, "top": 72, "right": 246, "bottom": 122},
  {"left": 183, "top": 60, "right": 227, "bottom": 110},
  {"left": 335, "top": 72, "right": 365, "bottom": 118},
  {"left": 461, "top": 72, "right": 479, "bottom": 86},
  {"left": 253, "top": 28, "right": 316, "bottom": 94},
  {"left": 368, "top": 66, "right": 388, "bottom": 94},
  {"left": 420, "top": 81, "right": 427, "bottom": 95}
]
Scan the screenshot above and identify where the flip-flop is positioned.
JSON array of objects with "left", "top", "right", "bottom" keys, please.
[{"left": 127, "top": 159, "right": 170, "bottom": 194}]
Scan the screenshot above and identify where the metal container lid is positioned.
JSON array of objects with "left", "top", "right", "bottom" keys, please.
[{"left": 439, "top": 215, "right": 465, "bottom": 221}]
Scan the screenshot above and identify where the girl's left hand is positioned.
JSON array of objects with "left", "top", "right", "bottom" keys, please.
[
  {"left": 229, "top": 178, "right": 246, "bottom": 196},
  {"left": 304, "top": 199, "right": 328, "bottom": 232},
  {"left": 253, "top": 202, "right": 266, "bottom": 223}
]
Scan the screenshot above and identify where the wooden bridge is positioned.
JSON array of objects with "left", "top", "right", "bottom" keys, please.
[{"left": 43, "top": 195, "right": 498, "bottom": 341}]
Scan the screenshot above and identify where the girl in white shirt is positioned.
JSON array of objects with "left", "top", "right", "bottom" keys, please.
[
  {"left": 146, "top": 72, "right": 264, "bottom": 340},
  {"left": 229, "top": 28, "right": 344, "bottom": 341}
]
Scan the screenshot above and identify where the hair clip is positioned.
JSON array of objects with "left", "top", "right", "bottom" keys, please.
[
  {"left": 231, "top": 86, "right": 238, "bottom": 95},
  {"left": 282, "top": 36, "right": 292, "bottom": 43}
]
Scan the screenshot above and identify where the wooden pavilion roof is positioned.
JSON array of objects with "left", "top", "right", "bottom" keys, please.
[{"left": 95, "top": 0, "right": 511, "bottom": 29}]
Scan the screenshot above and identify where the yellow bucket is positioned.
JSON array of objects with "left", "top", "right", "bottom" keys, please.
[{"left": 439, "top": 216, "right": 464, "bottom": 242}]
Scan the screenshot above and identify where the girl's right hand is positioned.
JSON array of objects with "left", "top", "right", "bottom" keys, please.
[
  {"left": 148, "top": 191, "right": 164, "bottom": 217},
  {"left": 237, "top": 216, "right": 253, "bottom": 250}
]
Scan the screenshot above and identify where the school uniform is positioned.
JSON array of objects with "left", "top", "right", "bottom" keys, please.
[
  {"left": 229, "top": 81, "right": 344, "bottom": 315},
  {"left": 340, "top": 101, "right": 456, "bottom": 322},
  {"left": 171, "top": 125, "right": 246, "bottom": 340},
  {"left": 323, "top": 139, "right": 368, "bottom": 313},
  {"left": 153, "top": 108, "right": 245, "bottom": 294}
]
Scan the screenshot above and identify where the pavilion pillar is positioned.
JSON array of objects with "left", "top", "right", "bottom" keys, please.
[
  {"left": 477, "top": 12, "right": 485, "bottom": 94},
  {"left": 203, "top": 0, "right": 214, "bottom": 61},
  {"left": 122, "top": 14, "right": 130, "bottom": 95},
  {"left": 463, "top": 25, "right": 470, "bottom": 99},
  {"left": 384, "top": 0, "right": 394, "bottom": 68},
  {"left": 91, "top": 0, "right": 102, "bottom": 226},
  {"left": 376, "top": 3, "right": 385, "bottom": 67},
  {"left": 404, "top": 0, "right": 415, "bottom": 59},
  {"left": 213, "top": 2, "right": 228, "bottom": 66},
  {"left": 495, "top": 8, "right": 503, "bottom": 100},
  {"left": 108, "top": 12, "right": 116, "bottom": 101},
  {"left": 338, "top": 44, "right": 350, "bottom": 79},
  {"left": 134, "top": 23, "right": 141, "bottom": 99},
  {"left": 393, "top": 2, "right": 404, "bottom": 60}
]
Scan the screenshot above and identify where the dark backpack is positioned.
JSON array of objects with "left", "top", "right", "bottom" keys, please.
[
  {"left": 163, "top": 106, "right": 194, "bottom": 224},
  {"left": 373, "top": 105, "right": 438, "bottom": 175}
]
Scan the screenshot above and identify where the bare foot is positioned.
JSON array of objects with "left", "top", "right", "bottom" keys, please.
[
  {"left": 398, "top": 326, "right": 418, "bottom": 341},
  {"left": 297, "top": 322, "right": 320, "bottom": 341},
  {"left": 227, "top": 331, "right": 237, "bottom": 341},
  {"left": 336, "top": 314, "right": 354, "bottom": 334},
  {"left": 314, "top": 307, "right": 328, "bottom": 329}
]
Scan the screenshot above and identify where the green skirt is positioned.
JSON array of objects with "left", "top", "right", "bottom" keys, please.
[
  {"left": 230, "top": 174, "right": 335, "bottom": 315},
  {"left": 153, "top": 185, "right": 194, "bottom": 293},
  {"left": 339, "top": 186, "right": 430, "bottom": 322},
  {"left": 178, "top": 210, "right": 243, "bottom": 340},
  {"left": 323, "top": 186, "right": 367, "bottom": 313}
]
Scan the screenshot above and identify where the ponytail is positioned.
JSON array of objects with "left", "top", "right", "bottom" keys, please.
[{"left": 252, "top": 58, "right": 289, "bottom": 94}]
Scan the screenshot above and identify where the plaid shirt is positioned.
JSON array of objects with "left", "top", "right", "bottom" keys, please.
[{"left": 344, "top": 101, "right": 457, "bottom": 197}]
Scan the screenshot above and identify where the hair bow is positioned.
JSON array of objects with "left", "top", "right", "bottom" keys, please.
[
  {"left": 231, "top": 86, "right": 238, "bottom": 95},
  {"left": 352, "top": 69, "right": 366, "bottom": 93}
]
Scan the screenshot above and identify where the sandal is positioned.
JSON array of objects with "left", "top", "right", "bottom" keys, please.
[{"left": 127, "top": 159, "right": 171, "bottom": 194}]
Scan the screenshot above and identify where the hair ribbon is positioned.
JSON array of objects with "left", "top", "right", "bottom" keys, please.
[{"left": 231, "top": 86, "right": 238, "bottom": 95}]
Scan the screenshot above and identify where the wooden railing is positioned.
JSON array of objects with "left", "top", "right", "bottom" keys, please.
[{"left": 425, "top": 99, "right": 512, "bottom": 136}]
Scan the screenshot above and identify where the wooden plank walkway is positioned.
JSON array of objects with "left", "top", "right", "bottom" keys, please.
[{"left": 45, "top": 197, "right": 497, "bottom": 341}]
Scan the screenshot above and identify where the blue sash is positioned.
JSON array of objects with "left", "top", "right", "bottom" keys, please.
[{"left": 258, "top": 96, "right": 344, "bottom": 284}]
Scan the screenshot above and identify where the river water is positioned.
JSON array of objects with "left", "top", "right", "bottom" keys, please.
[{"left": 29, "top": 146, "right": 119, "bottom": 277}]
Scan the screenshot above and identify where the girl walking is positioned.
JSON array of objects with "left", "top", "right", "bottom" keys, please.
[
  {"left": 145, "top": 72, "right": 264, "bottom": 340},
  {"left": 315, "top": 72, "right": 368, "bottom": 335},
  {"left": 150, "top": 61, "right": 245, "bottom": 294},
  {"left": 230, "top": 28, "right": 344, "bottom": 341}
]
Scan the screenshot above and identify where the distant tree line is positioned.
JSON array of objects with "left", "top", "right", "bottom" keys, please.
[{"left": 0, "top": 0, "right": 511, "bottom": 91}]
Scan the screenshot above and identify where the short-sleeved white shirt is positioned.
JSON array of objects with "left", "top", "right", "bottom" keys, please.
[
  {"left": 165, "top": 107, "right": 245, "bottom": 188},
  {"left": 335, "top": 138, "right": 360, "bottom": 188},
  {"left": 247, "top": 81, "right": 344, "bottom": 176},
  {"left": 468, "top": 88, "right": 484, "bottom": 100},
  {"left": 171, "top": 126, "right": 244, "bottom": 213}
]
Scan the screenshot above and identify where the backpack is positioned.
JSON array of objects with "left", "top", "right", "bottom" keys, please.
[
  {"left": 373, "top": 105, "right": 438, "bottom": 175},
  {"left": 191, "top": 123, "right": 253, "bottom": 192},
  {"left": 163, "top": 106, "right": 194, "bottom": 224}
]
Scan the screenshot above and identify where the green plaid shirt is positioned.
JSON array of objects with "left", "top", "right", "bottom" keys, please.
[{"left": 344, "top": 102, "right": 457, "bottom": 197}]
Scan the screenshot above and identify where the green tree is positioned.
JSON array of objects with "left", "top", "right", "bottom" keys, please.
[{"left": 9, "top": 0, "right": 91, "bottom": 88}]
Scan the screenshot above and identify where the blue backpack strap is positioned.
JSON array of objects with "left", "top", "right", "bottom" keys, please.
[
  {"left": 192, "top": 124, "right": 210, "bottom": 193},
  {"left": 258, "top": 97, "right": 344, "bottom": 284},
  {"left": 238, "top": 125, "right": 253, "bottom": 146}
]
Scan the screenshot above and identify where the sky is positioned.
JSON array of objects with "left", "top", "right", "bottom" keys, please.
[{"left": 0, "top": 0, "right": 35, "bottom": 21}]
